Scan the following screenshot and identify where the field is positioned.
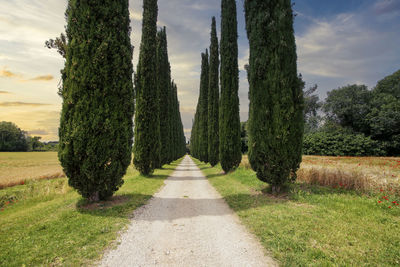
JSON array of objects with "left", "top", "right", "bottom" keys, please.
[
  {"left": 0, "top": 153, "right": 183, "bottom": 266},
  {"left": 0, "top": 152, "right": 64, "bottom": 189},
  {"left": 194, "top": 157, "right": 400, "bottom": 266},
  {"left": 241, "top": 155, "right": 400, "bottom": 196}
]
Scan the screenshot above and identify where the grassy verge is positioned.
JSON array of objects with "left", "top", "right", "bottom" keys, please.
[
  {"left": 0, "top": 158, "right": 183, "bottom": 266},
  {"left": 193, "top": 158, "right": 400, "bottom": 266}
]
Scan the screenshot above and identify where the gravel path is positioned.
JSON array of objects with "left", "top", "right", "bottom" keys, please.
[{"left": 100, "top": 155, "right": 276, "bottom": 267}]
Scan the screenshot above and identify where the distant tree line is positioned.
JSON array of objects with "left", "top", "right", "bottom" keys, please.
[{"left": 0, "top": 121, "right": 58, "bottom": 152}]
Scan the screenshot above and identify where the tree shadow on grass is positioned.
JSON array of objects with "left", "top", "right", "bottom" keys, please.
[
  {"left": 76, "top": 191, "right": 287, "bottom": 220},
  {"left": 76, "top": 193, "right": 153, "bottom": 218},
  {"left": 143, "top": 174, "right": 169, "bottom": 180},
  {"left": 205, "top": 173, "right": 225, "bottom": 178}
]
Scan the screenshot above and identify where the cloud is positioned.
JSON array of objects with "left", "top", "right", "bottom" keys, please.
[
  {"left": 25, "top": 75, "right": 54, "bottom": 82},
  {"left": 0, "top": 90, "right": 11, "bottom": 94},
  {"left": 0, "top": 68, "right": 54, "bottom": 82},
  {"left": 0, "top": 109, "right": 60, "bottom": 141},
  {"left": 28, "top": 129, "right": 49, "bottom": 136},
  {"left": 0, "top": 68, "right": 22, "bottom": 78},
  {"left": 129, "top": 9, "right": 142, "bottom": 22},
  {"left": 373, "top": 0, "right": 400, "bottom": 14},
  {"left": 296, "top": 9, "right": 400, "bottom": 97},
  {"left": 0, "top": 102, "right": 51, "bottom": 107}
]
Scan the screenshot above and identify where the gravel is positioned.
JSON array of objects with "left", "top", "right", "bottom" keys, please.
[{"left": 100, "top": 155, "right": 277, "bottom": 267}]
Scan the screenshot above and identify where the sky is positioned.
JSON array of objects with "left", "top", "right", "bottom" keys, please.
[{"left": 0, "top": 0, "right": 399, "bottom": 141}]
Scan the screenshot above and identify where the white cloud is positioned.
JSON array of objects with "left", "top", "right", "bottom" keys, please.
[{"left": 296, "top": 9, "right": 400, "bottom": 97}]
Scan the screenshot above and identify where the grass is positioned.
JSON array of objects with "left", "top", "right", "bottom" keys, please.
[
  {"left": 193, "top": 157, "right": 400, "bottom": 266},
  {"left": 241, "top": 155, "right": 400, "bottom": 195},
  {"left": 0, "top": 158, "right": 183, "bottom": 267},
  {"left": 0, "top": 152, "right": 64, "bottom": 189}
]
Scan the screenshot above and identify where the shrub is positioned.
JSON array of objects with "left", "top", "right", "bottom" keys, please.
[{"left": 303, "top": 131, "right": 385, "bottom": 156}]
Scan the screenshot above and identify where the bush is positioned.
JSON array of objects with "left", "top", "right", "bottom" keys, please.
[{"left": 303, "top": 131, "right": 385, "bottom": 156}]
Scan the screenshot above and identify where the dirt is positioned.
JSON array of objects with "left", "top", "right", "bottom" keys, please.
[{"left": 100, "top": 155, "right": 277, "bottom": 266}]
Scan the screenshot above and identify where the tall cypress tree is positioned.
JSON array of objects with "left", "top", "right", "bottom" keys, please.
[
  {"left": 59, "top": 0, "right": 134, "bottom": 201},
  {"left": 220, "top": 0, "right": 241, "bottom": 172},
  {"left": 199, "top": 50, "right": 209, "bottom": 162},
  {"left": 245, "top": 0, "right": 304, "bottom": 192},
  {"left": 191, "top": 101, "right": 201, "bottom": 158},
  {"left": 134, "top": 0, "right": 160, "bottom": 175},
  {"left": 156, "top": 27, "right": 172, "bottom": 166},
  {"left": 208, "top": 17, "right": 220, "bottom": 167}
]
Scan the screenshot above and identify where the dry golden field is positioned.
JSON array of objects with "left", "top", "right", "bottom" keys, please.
[
  {"left": 0, "top": 152, "right": 64, "bottom": 189},
  {"left": 241, "top": 155, "right": 400, "bottom": 195}
]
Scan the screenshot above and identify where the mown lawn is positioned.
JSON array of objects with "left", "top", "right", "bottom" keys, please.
[
  {"left": 193, "top": 158, "right": 400, "bottom": 266},
  {"left": 0, "top": 158, "right": 183, "bottom": 267}
]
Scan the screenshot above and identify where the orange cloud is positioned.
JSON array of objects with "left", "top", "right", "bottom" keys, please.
[
  {"left": 27, "top": 75, "right": 54, "bottom": 81},
  {"left": 0, "top": 102, "right": 51, "bottom": 107},
  {"left": 1, "top": 68, "right": 54, "bottom": 82},
  {"left": 0, "top": 68, "right": 21, "bottom": 78},
  {"left": 0, "top": 91, "right": 11, "bottom": 94}
]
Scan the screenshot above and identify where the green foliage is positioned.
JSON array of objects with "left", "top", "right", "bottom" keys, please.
[
  {"left": 0, "top": 122, "right": 28, "bottom": 152},
  {"left": 245, "top": 0, "right": 304, "bottom": 189},
  {"left": 367, "top": 70, "right": 400, "bottom": 155},
  {"left": 198, "top": 50, "right": 209, "bottom": 162},
  {"left": 240, "top": 122, "right": 248, "bottom": 154},
  {"left": 323, "top": 84, "right": 372, "bottom": 134},
  {"left": 208, "top": 17, "right": 220, "bottom": 167},
  {"left": 133, "top": 0, "right": 160, "bottom": 175},
  {"left": 156, "top": 27, "right": 172, "bottom": 165},
  {"left": 220, "top": 0, "right": 242, "bottom": 173},
  {"left": 171, "top": 82, "right": 187, "bottom": 160},
  {"left": 303, "top": 130, "right": 385, "bottom": 156},
  {"left": 59, "top": 0, "right": 134, "bottom": 201},
  {"left": 303, "top": 84, "right": 323, "bottom": 134},
  {"left": 321, "top": 70, "right": 400, "bottom": 156},
  {"left": 26, "top": 136, "right": 43, "bottom": 151}
]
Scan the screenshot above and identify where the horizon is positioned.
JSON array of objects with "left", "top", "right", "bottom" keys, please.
[{"left": 1, "top": 0, "right": 399, "bottom": 141}]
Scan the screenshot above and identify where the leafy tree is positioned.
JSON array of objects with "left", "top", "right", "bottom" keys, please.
[
  {"left": 27, "top": 136, "right": 43, "bottom": 151},
  {"left": 220, "top": 0, "right": 242, "bottom": 173},
  {"left": 208, "top": 17, "right": 220, "bottom": 167},
  {"left": 59, "top": 0, "right": 135, "bottom": 201},
  {"left": 245, "top": 0, "right": 304, "bottom": 191},
  {"left": 199, "top": 50, "right": 209, "bottom": 162},
  {"left": 323, "top": 84, "right": 372, "bottom": 134},
  {"left": 367, "top": 70, "right": 400, "bottom": 155},
  {"left": 0, "top": 122, "right": 28, "bottom": 152},
  {"left": 133, "top": 0, "right": 160, "bottom": 175},
  {"left": 304, "top": 84, "right": 323, "bottom": 134},
  {"left": 156, "top": 27, "right": 172, "bottom": 165}
]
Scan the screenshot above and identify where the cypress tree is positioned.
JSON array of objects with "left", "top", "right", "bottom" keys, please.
[
  {"left": 156, "top": 27, "right": 172, "bottom": 166},
  {"left": 133, "top": 0, "right": 160, "bottom": 175},
  {"left": 208, "top": 17, "right": 220, "bottom": 167},
  {"left": 199, "top": 50, "right": 209, "bottom": 162},
  {"left": 220, "top": 0, "right": 242, "bottom": 173},
  {"left": 191, "top": 103, "right": 200, "bottom": 158},
  {"left": 245, "top": 0, "right": 304, "bottom": 192},
  {"left": 59, "top": 0, "right": 134, "bottom": 201}
]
